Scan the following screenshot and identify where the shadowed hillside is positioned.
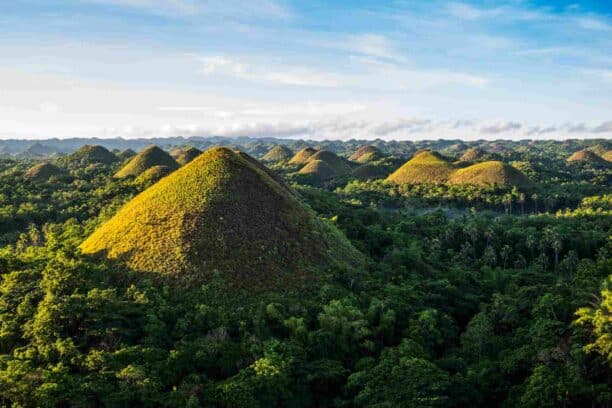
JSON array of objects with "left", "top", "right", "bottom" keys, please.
[
  {"left": 171, "top": 146, "right": 202, "bottom": 166},
  {"left": 134, "top": 165, "right": 174, "bottom": 187},
  {"left": 567, "top": 149, "right": 610, "bottom": 168},
  {"left": 115, "top": 145, "right": 179, "bottom": 178},
  {"left": 306, "top": 150, "right": 352, "bottom": 175},
  {"left": 65, "top": 145, "right": 118, "bottom": 166},
  {"left": 298, "top": 159, "right": 337, "bottom": 181},
  {"left": 459, "top": 147, "right": 486, "bottom": 162},
  {"left": 81, "top": 147, "right": 363, "bottom": 290}
]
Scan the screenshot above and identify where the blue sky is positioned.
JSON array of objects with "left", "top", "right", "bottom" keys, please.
[{"left": 0, "top": 0, "right": 611, "bottom": 139}]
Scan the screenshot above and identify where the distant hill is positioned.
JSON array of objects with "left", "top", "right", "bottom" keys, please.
[
  {"left": 170, "top": 146, "right": 203, "bottom": 166},
  {"left": 289, "top": 147, "right": 318, "bottom": 165},
  {"left": 567, "top": 149, "right": 610, "bottom": 168},
  {"left": 115, "top": 145, "right": 179, "bottom": 178},
  {"left": 117, "top": 149, "right": 137, "bottom": 161},
  {"left": 24, "top": 162, "right": 67, "bottom": 182},
  {"left": 262, "top": 145, "right": 293, "bottom": 162},
  {"left": 65, "top": 145, "right": 119, "bottom": 166},
  {"left": 387, "top": 150, "right": 455, "bottom": 184},
  {"left": 449, "top": 161, "right": 532, "bottom": 188},
  {"left": 20, "top": 142, "right": 60, "bottom": 158},
  {"left": 81, "top": 147, "right": 363, "bottom": 291},
  {"left": 349, "top": 146, "right": 384, "bottom": 163},
  {"left": 459, "top": 147, "right": 486, "bottom": 162}
]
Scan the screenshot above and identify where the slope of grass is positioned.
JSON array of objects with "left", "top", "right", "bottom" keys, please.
[
  {"left": 81, "top": 147, "right": 364, "bottom": 291},
  {"left": 117, "top": 149, "right": 136, "bottom": 161},
  {"left": 298, "top": 159, "right": 337, "bottom": 181},
  {"left": 352, "top": 163, "right": 387, "bottom": 180},
  {"left": 262, "top": 145, "right": 293, "bottom": 162},
  {"left": 289, "top": 147, "right": 318, "bottom": 165},
  {"left": 115, "top": 145, "right": 179, "bottom": 178},
  {"left": 171, "top": 146, "right": 203, "bottom": 166},
  {"left": 459, "top": 147, "right": 486, "bottom": 162}
]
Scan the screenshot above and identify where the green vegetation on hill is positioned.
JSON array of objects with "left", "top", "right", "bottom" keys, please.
[
  {"left": 133, "top": 165, "right": 174, "bottom": 187},
  {"left": 262, "top": 145, "right": 293, "bottom": 162},
  {"left": 24, "top": 162, "right": 67, "bottom": 182},
  {"left": 298, "top": 159, "right": 337, "bottom": 181},
  {"left": 349, "top": 145, "right": 384, "bottom": 163},
  {"left": 117, "top": 148, "right": 136, "bottom": 160},
  {"left": 170, "top": 146, "right": 203, "bottom": 166},
  {"left": 352, "top": 163, "right": 388, "bottom": 180},
  {"left": 289, "top": 147, "right": 318, "bottom": 164},
  {"left": 64, "top": 144, "right": 118, "bottom": 166},
  {"left": 115, "top": 145, "right": 179, "bottom": 178},
  {"left": 449, "top": 160, "right": 532, "bottom": 188},
  {"left": 82, "top": 147, "right": 363, "bottom": 290},
  {"left": 387, "top": 150, "right": 455, "bottom": 184}
]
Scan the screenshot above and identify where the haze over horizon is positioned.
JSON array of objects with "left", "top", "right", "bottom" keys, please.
[{"left": 1, "top": 0, "right": 611, "bottom": 140}]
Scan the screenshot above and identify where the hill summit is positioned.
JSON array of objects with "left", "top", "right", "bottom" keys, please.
[
  {"left": 81, "top": 147, "right": 363, "bottom": 290},
  {"left": 115, "top": 145, "right": 179, "bottom": 178},
  {"left": 66, "top": 145, "right": 118, "bottom": 166},
  {"left": 566, "top": 149, "right": 610, "bottom": 168},
  {"left": 262, "top": 145, "right": 293, "bottom": 162},
  {"left": 171, "top": 146, "right": 203, "bottom": 166},
  {"left": 289, "top": 147, "right": 318, "bottom": 165}
]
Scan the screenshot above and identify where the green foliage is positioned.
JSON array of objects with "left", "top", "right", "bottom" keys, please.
[{"left": 115, "top": 145, "right": 179, "bottom": 178}]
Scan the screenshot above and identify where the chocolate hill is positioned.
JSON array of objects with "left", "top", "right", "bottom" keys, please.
[
  {"left": 171, "top": 146, "right": 203, "bottom": 166},
  {"left": 81, "top": 147, "right": 363, "bottom": 290},
  {"left": 349, "top": 146, "right": 384, "bottom": 163},
  {"left": 566, "top": 150, "right": 610, "bottom": 168},
  {"left": 387, "top": 150, "right": 454, "bottom": 184},
  {"left": 24, "top": 162, "right": 67, "bottom": 182},
  {"left": 289, "top": 147, "right": 318, "bottom": 165},
  {"left": 262, "top": 145, "right": 293, "bottom": 162},
  {"left": 449, "top": 161, "right": 532, "bottom": 188},
  {"left": 115, "top": 145, "right": 179, "bottom": 178},
  {"left": 66, "top": 145, "right": 118, "bottom": 166}
]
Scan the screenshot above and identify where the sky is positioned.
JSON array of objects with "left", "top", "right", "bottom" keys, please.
[{"left": 0, "top": 0, "right": 611, "bottom": 140}]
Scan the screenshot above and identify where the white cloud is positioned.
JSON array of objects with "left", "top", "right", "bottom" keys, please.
[{"left": 479, "top": 121, "right": 522, "bottom": 134}]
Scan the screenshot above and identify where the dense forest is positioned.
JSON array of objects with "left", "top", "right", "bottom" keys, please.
[{"left": 0, "top": 138, "right": 610, "bottom": 407}]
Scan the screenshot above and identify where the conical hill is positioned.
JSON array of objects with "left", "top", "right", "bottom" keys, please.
[
  {"left": 387, "top": 150, "right": 454, "bottom": 184},
  {"left": 81, "top": 147, "right": 363, "bottom": 290},
  {"left": 349, "top": 145, "right": 384, "bottom": 163},
  {"left": 115, "top": 145, "right": 179, "bottom": 178},
  {"left": 307, "top": 150, "right": 352, "bottom": 175},
  {"left": 289, "top": 147, "right": 318, "bottom": 165},
  {"left": 449, "top": 161, "right": 532, "bottom": 188},
  {"left": 24, "top": 162, "right": 67, "bottom": 182},
  {"left": 171, "top": 146, "right": 203, "bottom": 166},
  {"left": 67, "top": 145, "right": 118, "bottom": 166},
  {"left": 298, "top": 160, "right": 337, "bottom": 181},
  {"left": 262, "top": 145, "right": 293, "bottom": 162},
  {"left": 566, "top": 150, "right": 610, "bottom": 168},
  {"left": 459, "top": 147, "right": 486, "bottom": 162}
]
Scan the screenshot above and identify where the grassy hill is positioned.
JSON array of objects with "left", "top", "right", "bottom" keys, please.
[
  {"left": 459, "top": 147, "right": 486, "bottom": 162},
  {"left": 24, "top": 162, "right": 67, "bottom": 182},
  {"left": 262, "top": 145, "right": 293, "bottom": 162},
  {"left": 117, "top": 149, "right": 136, "bottom": 161},
  {"left": 298, "top": 159, "right": 337, "bottom": 181},
  {"left": 289, "top": 147, "right": 318, "bottom": 165},
  {"left": 387, "top": 150, "right": 455, "bottom": 184},
  {"left": 567, "top": 149, "right": 610, "bottom": 168},
  {"left": 449, "top": 161, "right": 532, "bottom": 188},
  {"left": 604, "top": 150, "right": 612, "bottom": 162},
  {"left": 349, "top": 146, "right": 384, "bottom": 163},
  {"left": 115, "top": 145, "right": 179, "bottom": 178},
  {"left": 307, "top": 150, "right": 352, "bottom": 175},
  {"left": 171, "top": 146, "right": 202, "bottom": 166},
  {"left": 81, "top": 147, "right": 363, "bottom": 291},
  {"left": 65, "top": 145, "right": 118, "bottom": 166}
]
